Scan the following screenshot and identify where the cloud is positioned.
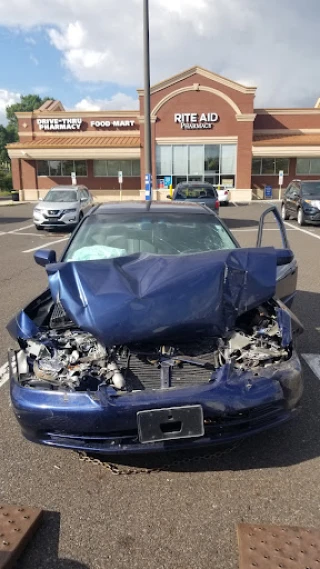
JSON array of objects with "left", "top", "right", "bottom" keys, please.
[
  {"left": 25, "top": 36, "right": 36, "bottom": 45},
  {"left": 0, "top": 89, "right": 21, "bottom": 124},
  {"left": 74, "top": 93, "right": 139, "bottom": 111},
  {"left": 0, "top": 0, "right": 319, "bottom": 106},
  {"left": 29, "top": 53, "right": 39, "bottom": 65}
]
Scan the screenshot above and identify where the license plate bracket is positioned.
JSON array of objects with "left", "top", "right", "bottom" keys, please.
[{"left": 137, "top": 405, "right": 204, "bottom": 444}]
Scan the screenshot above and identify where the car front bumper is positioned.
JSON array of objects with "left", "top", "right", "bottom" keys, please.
[
  {"left": 303, "top": 208, "right": 320, "bottom": 223},
  {"left": 33, "top": 211, "right": 78, "bottom": 228},
  {"left": 9, "top": 349, "right": 303, "bottom": 455}
]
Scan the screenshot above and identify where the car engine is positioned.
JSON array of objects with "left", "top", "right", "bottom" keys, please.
[{"left": 15, "top": 302, "right": 292, "bottom": 392}]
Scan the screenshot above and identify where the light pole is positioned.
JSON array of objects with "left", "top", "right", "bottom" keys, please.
[{"left": 143, "top": 0, "right": 152, "bottom": 200}]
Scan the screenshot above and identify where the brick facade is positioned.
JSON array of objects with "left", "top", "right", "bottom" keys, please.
[{"left": 7, "top": 66, "right": 320, "bottom": 201}]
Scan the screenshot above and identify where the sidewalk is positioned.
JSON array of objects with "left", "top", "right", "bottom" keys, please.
[{"left": 0, "top": 200, "right": 27, "bottom": 206}]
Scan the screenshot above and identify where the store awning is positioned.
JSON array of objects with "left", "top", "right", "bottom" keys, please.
[
  {"left": 253, "top": 133, "right": 320, "bottom": 157},
  {"left": 7, "top": 136, "right": 141, "bottom": 160}
]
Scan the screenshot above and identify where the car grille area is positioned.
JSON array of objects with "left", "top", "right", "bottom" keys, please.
[{"left": 124, "top": 354, "right": 213, "bottom": 391}]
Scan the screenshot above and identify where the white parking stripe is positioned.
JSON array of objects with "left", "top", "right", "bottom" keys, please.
[
  {"left": 22, "top": 237, "right": 69, "bottom": 253},
  {"left": 284, "top": 222, "right": 320, "bottom": 240},
  {"left": 302, "top": 354, "right": 320, "bottom": 381},
  {"left": 9, "top": 224, "right": 34, "bottom": 233},
  {"left": 0, "top": 362, "right": 9, "bottom": 389}
]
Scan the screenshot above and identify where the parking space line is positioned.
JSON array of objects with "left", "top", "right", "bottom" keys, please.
[
  {"left": 302, "top": 354, "right": 320, "bottom": 381},
  {"left": 9, "top": 224, "right": 34, "bottom": 233},
  {"left": 22, "top": 237, "right": 69, "bottom": 253},
  {"left": 284, "top": 222, "right": 320, "bottom": 240},
  {"left": 7, "top": 231, "right": 41, "bottom": 237},
  {"left": 0, "top": 362, "right": 9, "bottom": 389}
]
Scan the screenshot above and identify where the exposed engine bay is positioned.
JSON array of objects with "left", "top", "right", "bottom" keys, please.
[{"left": 16, "top": 300, "right": 292, "bottom": 392}]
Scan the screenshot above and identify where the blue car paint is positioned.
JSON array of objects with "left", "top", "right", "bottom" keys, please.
[
  {"left": 45, "top": 248, "right": 277, "bottom": 346},
  {"left": 9, "top": 347, "right": 302, "bottom": 454},
  {"left": 7, "top": 215, "right": 303, "bottom": 455}
]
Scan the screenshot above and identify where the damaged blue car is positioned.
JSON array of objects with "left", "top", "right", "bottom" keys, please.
[{"left": 7, "top": 202, "right": 304, "bottom": 455}]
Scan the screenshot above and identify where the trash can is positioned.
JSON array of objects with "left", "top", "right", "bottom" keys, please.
[
  {"left": 264, "top": 186, "right": 272, "bottom": 199},
  {"left": 11, "top": 191, "right": 19, "bottom": 202}
]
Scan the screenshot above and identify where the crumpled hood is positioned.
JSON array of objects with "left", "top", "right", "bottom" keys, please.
[{"left": 46, "top": 248, "right": 277, "bottom": 346}]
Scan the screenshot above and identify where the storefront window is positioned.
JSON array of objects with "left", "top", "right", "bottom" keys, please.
[
  {"left": 252, "top": 158, "right": 261, "bottom": 175},
  {"left": 61, "top": 161, "right": 73, "bottom": 176},
  {"left": 204, "top": 146, "right": 220, "bottom": 173},
  {"left": 107, "top": 160, "right": 119, "bottom": 177},
  {"left": 261, "top": 158, "right": 275, "bottom": 175},
  {"left": 132, "top": 160, "right": 141, "bottom": 176},
  {"left": 48, "top": 160, "right": 62, "bottom": 176},
  {"left": 275, "top": 158, "right": 289, "bottom": 174},
  {"left": 156, "top": 143, "right": 237, "bottom": 187},
  {"left": 76, "top": 160, "right": 88, "bottom": 176},
  {"left": 156, "top": 146, "right": 172, "bottom": 176},
  {"left": 253, "top": 158, "right": 289, "bottom": 175},
  {"left": 94, "top": 161, "right": 107, "bottom": 176},
  {"left": 221, "top": 145, "right": 236, "bottom": 174},
  {"left": 173, "top": 146, "right": 188, "bottom": 175},
  {"left": 297, "top": 158, "right": 320, "bottom": 175},
  {"left": 37, "top": 161, "right": 50, "bottom": 176},
  {"left": 189, "top": 146, "right": 204, "bottom": 176},
  {"left": 37, "top": 160, "right": 88, "bottom": 177},
  {"left": 93, "top": 160, "right": 140, "bottom": 177}
]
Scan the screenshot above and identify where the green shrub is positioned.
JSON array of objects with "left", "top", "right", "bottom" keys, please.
[{"left": 0, "top": 171, "right": 13, "bottom": 192}]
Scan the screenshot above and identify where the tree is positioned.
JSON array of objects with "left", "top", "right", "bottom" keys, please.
[
  {"left": 6, "top": 94, "right": 52, "bottom": 140},
  {"left": 0, "top": 94, "right": 52, "bottom": 171}
]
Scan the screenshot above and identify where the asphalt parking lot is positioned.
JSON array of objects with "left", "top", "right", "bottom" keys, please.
[{"left": 1, "top": 200, "right": 320, "bottom": 569}]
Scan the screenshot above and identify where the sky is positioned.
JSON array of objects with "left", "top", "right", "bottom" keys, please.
[{"left": 0, "top": 0, "right": 319, "bottom": 124}]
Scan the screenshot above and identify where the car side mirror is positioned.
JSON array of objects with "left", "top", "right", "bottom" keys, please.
[
  {"left": 38, "top": 197, "right": 43, "bottom": 201},
  {"left": 80, "top": 197, "right": 86, "bottom": 202},
  {"left": 166, "top": 195, "right": 172, "bottom": 199},
  {"left": 275, "top": 248, "right": 294, "bottom": 266},
  {"left": 34, "top": 249, "right": 57, "bottom": 267}
]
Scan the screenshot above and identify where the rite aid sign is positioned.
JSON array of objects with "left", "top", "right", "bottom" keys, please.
[{"left": 174, "top": 112, "right": 219, "bottom": 130}]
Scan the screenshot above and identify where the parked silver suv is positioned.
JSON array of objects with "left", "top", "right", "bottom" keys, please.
[{"left": 33, "top": 185, "right": 94, "bottom": 230}]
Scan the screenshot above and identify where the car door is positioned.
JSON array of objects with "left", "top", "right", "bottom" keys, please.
[
  {"left": 289, "top": 183, "right": 301, "bottom": 218},
  {"left": 284, "top": 184, "right": 293, "bottom": 214},
  {"left": 79, "top": 188, "right": 90, "bottom": 214},
  {"left": 256, "top": 205, "right": 298, "bottom": 306}
]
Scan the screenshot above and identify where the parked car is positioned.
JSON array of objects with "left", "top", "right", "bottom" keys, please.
[
  {"left": 216, "top": 185, "right": 230, "bottom": 206},
  {"left": 281, "top": 179, "right": 320, "bottom": 226},
  {"left": 8, "top": 202, "right": 303, "bottom": 456},
  {"left": 33, "top": 185, "right": 94, "bottom": 230},
  {"left": 169, "top": 181, "right": 220, "bottom": 213}
]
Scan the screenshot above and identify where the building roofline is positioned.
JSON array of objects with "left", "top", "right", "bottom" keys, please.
[
  {"left": 15, "top": 110, "right": 140, "bottom": 119},
  {"left": 137, "top": 65, "right": 257, "bottom": 96},
  {"left": 255, "top": 108, "right": 320, "bottom": 115}
]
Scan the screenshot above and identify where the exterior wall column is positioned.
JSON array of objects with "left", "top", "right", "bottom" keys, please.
[
  {"left": 11, "top": 158, "right": 22, "bottom": 194},
  {"left": 20, "top": 159, "right": 38, "bottom": 201},
  {"left": 235, "top": 117, "right": 255, "bottom": 199}
]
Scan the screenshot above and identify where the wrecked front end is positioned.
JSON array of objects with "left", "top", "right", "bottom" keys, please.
[{"left": 8, "top": 248, "right": 304, "bottom": 454}]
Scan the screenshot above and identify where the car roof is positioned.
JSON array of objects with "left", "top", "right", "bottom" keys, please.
[
  {"left": 51, "top": 185, "right": 85, "bottom": 191},
  {"left": 176, "top": 181, "right": 214, "bottom": 189},
  {"left": 89, "top": 201, "right": 212, "bottom": 216}
]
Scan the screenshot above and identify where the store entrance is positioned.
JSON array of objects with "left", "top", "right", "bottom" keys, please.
[{"left": 163, "top": 175, "right": 235, "bottom": 189}]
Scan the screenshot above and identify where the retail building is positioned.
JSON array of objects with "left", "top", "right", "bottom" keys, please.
[{"left": 8, "top": 66, "right": 320, "bottom": 201}]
